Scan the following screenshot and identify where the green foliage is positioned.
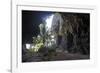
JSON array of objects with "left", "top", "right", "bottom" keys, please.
[
  {"left": 29, "top": 36, "right": 44, "bottom": 53},
  {"left": 29, "top": 43, "right": 44, "bottom": 52}
]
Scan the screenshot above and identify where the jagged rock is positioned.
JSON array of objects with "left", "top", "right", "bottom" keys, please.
[{"left": 51, "top": 13, "right": 90, "bottom": 55}]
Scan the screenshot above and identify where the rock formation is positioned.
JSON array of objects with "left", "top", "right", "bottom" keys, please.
[{"left": 51, "top": 12, "right": 90, "bottom": 55}]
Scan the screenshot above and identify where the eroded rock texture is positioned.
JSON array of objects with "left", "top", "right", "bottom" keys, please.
[{"left": 51, "top": 13, "right": 90, "bottom": 55}]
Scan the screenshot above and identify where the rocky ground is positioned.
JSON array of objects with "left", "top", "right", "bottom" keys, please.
[{"left": 22, "top": 48, "right": 89, "bottom": 62}]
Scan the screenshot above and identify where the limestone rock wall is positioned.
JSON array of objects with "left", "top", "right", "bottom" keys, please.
[{"left": 52, "top": 13, "right": 90, "bottom": 55}]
